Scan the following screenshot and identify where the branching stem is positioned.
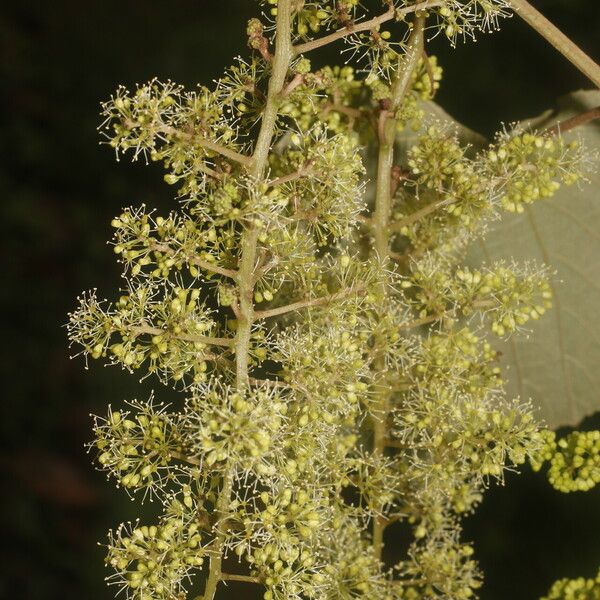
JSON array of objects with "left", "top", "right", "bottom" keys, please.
[
  {"left": 400, "top": 313, "right": 441, "bottom": 330},
  {"left": 221, "top": 574, "right": 261, "bottom": 584},
  {"left": 200, "top": 470, "right": 234, "bottom": 600},
  {"left": 370, "top": 15, "right": 425, "bottom": 561},
  {"left": 254, "top": 285, "right": 366, "bottom": 320},
  {"left": 509, "top": 0, "right": 600, "bottom": 88},
  {"left": 150, "top": 242, "right": 237, "bottom": 279},
  {"left": 158, "top": 125, "right": 252, "bottom": 165},
  {"left": 131, "top": 325, "right": 234, "bottom": 348},
  {"left": 373, "top": 20, "right": 425, "bottom": 260},
  {"left": 193, "top": 258, "right": 238, "bottom": 280},
  {"left": 268, "top": 163, "right": 315, "bottom": 186},
  {"left": 200, "top": 2, "right": 294, "bottom": 597},
  {"left": 170, "top": 450, "right": 203, "bottom": 467},
  {"left": 388, "top": 198, "right": 453, "bottom": 233},
  {"left": 545, "top": 105, "right": 600, "bottom": 136},
  {"left": 292, "top": 1, "right": 441, "bottom": 55}
]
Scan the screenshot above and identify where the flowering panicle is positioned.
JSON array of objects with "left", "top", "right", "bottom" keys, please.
[
  {"left": 396, "top": 529, "right": 482, "bottom": 600},
  {"left": 93, "top": 399, "right": 188, "bottom": 495},
  {"left": 531, "top": 429, "right": 600, "bottom": 493},
  {"left": 106, "top": 518, "right": 204, "bottom": 599},
  {"left": 485, "top": 130, "right": 586, "bottom": 213},
  {"left": 68, "top": 285, "right": 217, "bottom": 383},
  {"left": 68, "top": 2, "right": 597, "bottom": 600},
  {"left": 540, "top": 567, "right": 600, "bottom": 600}
]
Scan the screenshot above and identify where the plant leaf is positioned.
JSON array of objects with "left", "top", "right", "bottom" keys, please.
[{"left": 467, "top": 90, "right": 600, "bottom": 429}]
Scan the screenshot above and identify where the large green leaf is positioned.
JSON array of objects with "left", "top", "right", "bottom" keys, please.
[{"left": 467, "top": 90, "right": 600, "bottom": 429}]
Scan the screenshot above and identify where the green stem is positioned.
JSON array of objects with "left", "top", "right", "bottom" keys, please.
[
  {"left": 200, "top": 2, "right": 294, "bottom": 598},
  {"left": 221, "top": 573, "right": 261, "bottom": 584},
  {"left": 200, "top": 470, "right": 234, "bottom": 600},
  {"left": 250, "top": 5, "right": 293, "bottom": 178},
  {"left": 234, "top": 228, "right": 260, "bottom": 388},
  {"left": 131, "top": 325, "right": 233, "bottom": 347},
  {"left": 158, "top": 124, "right": 252, "bottom": 165},
  {"left": 234, "top": 0, "right": 293, "bottom": 387},
  {"left": 373, "top": 18, "right": 425, "bottom": 262},
  {"left": 388, "top": 198, "right": 453, "bottom": 233},
  {"left": 371, "top": 15, "right": 425, "bottom": 561},
  {"left": 150, "top": 241, "right": 237, "bottom": 279},
  {"left": 292, "top": 0, "right": 442, "bottom": 56},
  {"left": 254, "top": 285, "right": 366, "bottom": 320},
  {"left": 509, "top": 0, "right": 600, "bottom": 88}
]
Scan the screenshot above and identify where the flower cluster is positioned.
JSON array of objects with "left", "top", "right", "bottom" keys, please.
[
  {"left": 393, "top": 386, "right": 540, "bottom": 520},
  {"left": 279, "top": 65, "right": 364, "bottom": 135},
  {"left": 408, "top": 256, "right": 553, "bottom": 337},
  {"left": 106, "top": 519, "right": 204, "bottom": 600},
  {"left": 411, "top": 328, "right": 501, "bottom": 399},
  {"left": 268, "top": 128, "right": 366, "bottom": 243},
  {"left": 397, "top": 531, "right": 482, "bottom": 599},
  {"left": 101, "top": 79, "right": 242, "bottom": 199},
  {"left": 321, "top": 517, "right": 394, "bottom": 600},
  {"left": 275, "top": 320, "right": 370, "bottom": 421},
  {"left": 531, "top": 430, "right": 600, "bottom": 493},
  {"left": 392, "top": 125, "right": 585, "bottom": 261},
  {"left": 540, "top": 567, "right": 600, "bottom": 600},
  {"left": 184, "top": 383, "right": 287, "bottom": 470},
  {"left": 68, "top": 2, "right": 597, "bottom": 600},
  {"left": 486, "top": 131, "right": 585, "bottom": 213},
  {"left": 93, "top": 400, "right": 186, "bottom": 494},
  {"left": 68, "top": 285, "right": 217, "bottom": 383},
  {"left": 110, "top": 206, "right": 233, "bottom": 279},
  {"left": 436, "top": 0, "right": 512, "bottom": 43}
]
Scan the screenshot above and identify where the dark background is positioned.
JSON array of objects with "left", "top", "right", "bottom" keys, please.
[{"left": 1, "top": 1, "right": 599, "bottom": 599}]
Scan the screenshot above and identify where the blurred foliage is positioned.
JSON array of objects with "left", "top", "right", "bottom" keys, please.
[{"left": 0, "top": 1, "right": 598, "bottom": 599}]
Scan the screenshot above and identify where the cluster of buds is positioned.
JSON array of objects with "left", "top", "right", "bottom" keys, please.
[
  {"left": 486, "top": 132, "right": 585, "bottom": 213},
  {"left": 184, "top": 383, "right": 288, "bottom": 471},
  {"left": 412, "top": 328, "right": 501, "bottom": 398},
  {"left": 93, "top": 401, "right": 186, "bottom": 494},
  {"left": 531, "top": 430, "right": 600, "bottom": 493},
  {"left": 101, "top": 79, "right": 239, "bottom": 200},
  {"left": 68, "top": 285, "right": 216, "bottom": 383},
  {"left": 106, "top": 520, "right": 204, "bottom": 600},
  {"left": 408, "top": 257, "right": 553, "bottom": 338},
  {"left": 540, "top": 566, "right": 600, "bottom": 600},
  {"left": 69, "top": 2, "right": 598, "bottom": 599},
  {"left": 397, "top": 531, "right": 482, "bottom": 599}
]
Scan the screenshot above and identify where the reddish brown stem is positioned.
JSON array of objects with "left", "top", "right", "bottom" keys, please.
[{"left": 544, "top": 105, "right": 600, "bottom": 136}]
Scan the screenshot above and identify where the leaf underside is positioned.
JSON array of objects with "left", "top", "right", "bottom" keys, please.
[{"left": 467, "top": 90, "right": 600, "bottom": 429}]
